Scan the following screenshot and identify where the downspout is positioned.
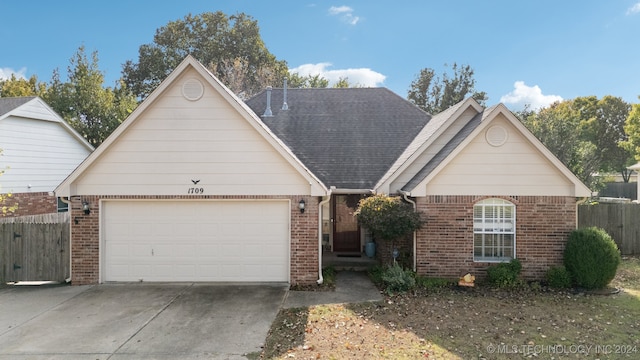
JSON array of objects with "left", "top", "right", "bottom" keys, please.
[
  {"left": 400, "top": 190, "right": 417, "bottom": 272},
  {"left": 317, "top": 190, "right": 332, "bottom": 285}
]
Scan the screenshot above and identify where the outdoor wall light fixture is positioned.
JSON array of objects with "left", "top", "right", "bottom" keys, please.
[
  {"left": 82, "top": 201, "right": 91, "bottom": 215},
  {"left": 298, "top": 199, "right": 306, "bottom": 213}
]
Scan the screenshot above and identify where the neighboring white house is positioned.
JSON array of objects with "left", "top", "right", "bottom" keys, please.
[{"left": 0, "top": 96, "right": 93, "bottom": 216}]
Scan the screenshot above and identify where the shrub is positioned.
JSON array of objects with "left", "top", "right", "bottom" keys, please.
[
  {"left": 545, "top": 265, "right": 572, "bottom": 288},
  {"left": 415, "top": 276, "right": 452, "bottom": 291},
  {"left": 564, "top": 227, "right": 621, "bottom": 289},
  {"left": 486, "top": 258, "right": 522, "bottom": 288},
  {"left": 381, "top": 262, "right": 416, "bottom": 294},
  {"left": 368, "top": 265, "right": 385, "bottom": 286},
  {"left": 355, "top": 194, "right": 424, "bottom": 242}
]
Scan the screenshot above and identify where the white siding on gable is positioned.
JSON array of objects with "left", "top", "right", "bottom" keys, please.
[
  {"left": 8, "top": 99, "right": 61, "bottom": 122},
  {"left": 0, "top": 116, "right": 92, "bottom": 193},
  {"left": 425, "top": 115, "right": 576, "bottom": 196},
  {"left": 75, "top": 69, "right": 311, "bottom": 196},
  {"left": 389, "top": 107, "right": 478, "bottom": 193}
]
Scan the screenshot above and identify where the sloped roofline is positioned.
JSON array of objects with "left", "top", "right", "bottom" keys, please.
[
  {"left": 374, "top": 97, "right": 483, "bottom": 193},
  {"left": 0, "top": 96, "right": 94, "bottom": 152},
  {"left": 55, "top": 55, "right": 327, "bottom": 196},
  {"left": 405, "top": 103, "right": 592, "bottom": 197}
]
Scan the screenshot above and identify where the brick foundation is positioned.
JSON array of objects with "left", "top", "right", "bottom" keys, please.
[
  {"left": 415, "top": 195, "right": 577, "bottom": 281},
  {"left": 69, "top": 195, "right": 320, "bottom": 286}
]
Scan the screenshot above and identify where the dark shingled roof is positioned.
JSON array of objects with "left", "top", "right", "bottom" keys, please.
[
  {"left": 0, "top": 96, "right": 36, "bottom": 117},
  {"left": 245, "top": 88, "right": 431, "bottom": 189}
]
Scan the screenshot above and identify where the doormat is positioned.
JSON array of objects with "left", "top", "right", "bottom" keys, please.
[{"left": 336, "top": 254, "right": 362, "bottom": 258}]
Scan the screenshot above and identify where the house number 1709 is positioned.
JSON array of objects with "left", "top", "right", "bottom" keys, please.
[{"left": 187, "top": 187, "right": 204, "bottom": 194}]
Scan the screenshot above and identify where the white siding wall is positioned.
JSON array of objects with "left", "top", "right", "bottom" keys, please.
[
  {"left": 75, "top": 69, "right": 310, "bottom": 196},
  {"left": 0, "top": 113, "right": 91, "bottom": 194},
  {"left": 425, "top": 114, "right": 575, "bottom": 196}
]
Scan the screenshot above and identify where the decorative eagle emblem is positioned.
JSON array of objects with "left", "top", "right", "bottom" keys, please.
[{"left": 191, "top": 179, "right": 200, "bottom": 184}]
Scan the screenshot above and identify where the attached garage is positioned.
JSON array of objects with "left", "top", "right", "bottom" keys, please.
[{"left": 102, "top": 200, "right": 290, "bottom": 282}]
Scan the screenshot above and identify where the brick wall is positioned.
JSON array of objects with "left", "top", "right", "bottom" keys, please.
[
  {"left": 415, "top": 195, "right": 577, "bottom": 281},
  {"left": 69, "top": 195, "right": 320, "bottom": 286},
  {"left": 0, "top": 192, "right": 58, "bottom": 217},
  {"left": 290, "top": 196, "right": 320, "bottom": 285}
]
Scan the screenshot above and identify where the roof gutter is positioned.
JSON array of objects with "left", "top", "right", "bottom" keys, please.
[
  {"left": 399, "top": 190, "right": 417, "bottom": 272},
  {"left": 317, "top": 190, "right": 332, "bottom": 285},
  {"left": 329, "top": 186, "right": 376, "bottom": 195}
]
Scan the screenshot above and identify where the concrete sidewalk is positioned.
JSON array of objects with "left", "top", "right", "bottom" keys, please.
[{"left": 283, "top": 270, "right": 383, "bottom": 308}]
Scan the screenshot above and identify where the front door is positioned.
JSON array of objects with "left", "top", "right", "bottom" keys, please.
[{"left": 332, "top": 194, "right": 361, "bottom": 252}]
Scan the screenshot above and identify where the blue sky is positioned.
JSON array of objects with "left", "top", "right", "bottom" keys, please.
[{"left": 1, "top": 1, "right": 639, "bottom": 110}]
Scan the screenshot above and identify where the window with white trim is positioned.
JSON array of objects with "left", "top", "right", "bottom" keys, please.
[{"left": 473, "top": 198, "right": 515, "bottom": 262}]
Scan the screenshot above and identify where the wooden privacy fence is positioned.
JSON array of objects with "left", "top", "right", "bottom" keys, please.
[
  {"left": 578, "top": 203, "right": 640, "bottom": 255},
  {"left": 0, "top": 212, "right": 69, "bottom": 283}
]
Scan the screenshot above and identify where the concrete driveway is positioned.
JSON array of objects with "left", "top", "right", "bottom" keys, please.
[{"left": 0, "top": 283, "right": 287, "bottom": 359}]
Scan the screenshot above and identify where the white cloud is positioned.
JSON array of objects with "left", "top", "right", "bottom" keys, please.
[
  {"left": 627, "top": 2, "right": 640, "bottom": 15},
  {"left": 0, "top": 67, "right": 27, "bottom": 80},
  {"left": 289, "top": 62, "right": 386, "bottom": 87},
  {"left": 328, "top": 5, "right": 360, "bottom": 25},
  {"left": 500, "top": 81, "right": 563, "bottom": 110}
]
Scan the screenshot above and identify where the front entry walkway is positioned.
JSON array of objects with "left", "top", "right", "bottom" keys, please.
[
  {"left": 323, "top": 251, "right": 378, "bottom": 271},
  {"left": 283, "top": 271, "right": 382, "bottom": 308}
]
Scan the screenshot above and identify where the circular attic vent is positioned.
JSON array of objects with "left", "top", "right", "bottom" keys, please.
[
  {"left": 182, "top": 79, "right": 204, "bottom": 101},
  {"left": 485, "top": 125, "right": 508, "bottom": 147}
]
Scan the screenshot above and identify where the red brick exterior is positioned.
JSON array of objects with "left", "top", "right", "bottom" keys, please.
[
  {"left": 69, "top": 195, "right": 320, "bottom": 286},
  {"left": 415, "top": 195, "right": 577, "bottom": 281},
  {"left": 0, "top": 192, "right": 58, "bottom": 217}
]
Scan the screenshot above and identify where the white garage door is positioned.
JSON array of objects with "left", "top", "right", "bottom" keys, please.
[{"left": 102, "top": 200, "right": 289, "bottom": 282}]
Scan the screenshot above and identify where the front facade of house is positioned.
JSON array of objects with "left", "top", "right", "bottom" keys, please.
[
  {"left": 0, "top": 97, "right": 93, "bottom": 217},
  {"left": 56, "top": 56, "right": 590, "bottom": 285}
]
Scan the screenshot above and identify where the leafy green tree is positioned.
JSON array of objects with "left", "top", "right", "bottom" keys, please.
[
  {"left": 122, "top": 11, "right": 288, "bottom": 100},
  {"left": 44, "top": 46, "right": 137, "bottom": 147},
  {"left": 1, "top": 149, "right": 18, "bottom": 215},
  {"left": 0, "top": 74, "right": 48, "bottom": 97},
  {"left": 407, "top": 63, "right": 487, "bottom": 114},
  {"left": 520, "top": 100, "right": 599, "bottom": 188},
  {"left": 575, "top": 96, "right": 633, "bottom": 181},
  {"left": 333, "top": 77, "right": 351, "bottom": 88},
  {"left": 287, "top": 73, "right": 330, "bottom": 88},
  {"left": 622, "top": 99, "right": 640, "bottom": 162}
]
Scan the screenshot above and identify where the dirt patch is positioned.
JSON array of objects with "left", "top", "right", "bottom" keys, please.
[{"left": 262, "top": 258, "right": 640, "bottom": 359}]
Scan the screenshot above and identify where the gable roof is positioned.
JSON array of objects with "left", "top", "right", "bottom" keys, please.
[
  {"left": 0, "top": 96, "right": 93, "bottom": 151},
  {"left": 375, "top": 97, "right": 483, "bottom": 192},
  {"left": 244, "top": 88, "right": 431, "bottom": 189},
  {"left": 402, "top": 102, "right": 592, "bottom": 197},
  {"left": 55, "top": 55, "right": 326, "bottom": 197},
  {"left": 0, "top": 96, "right": 37, "bottom": 118}
]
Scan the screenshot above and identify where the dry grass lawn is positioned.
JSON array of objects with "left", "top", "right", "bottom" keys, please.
[{"left": 261, "top": 257, "right": 640, "bottom": 359}]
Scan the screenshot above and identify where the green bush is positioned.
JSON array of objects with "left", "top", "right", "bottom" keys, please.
[
  {"left": 415, "top": 276, "right": 452, "bottom": 290},
  {"left": 355, "top": 194, "right": 424, "bottom": 242},
  {"left": 381, "top": 262, "right": 416, "bottom": 294},
  {"left": 545, "top": 265, "right": 572, "bottom": 288},
  {"left": 486, "top": 258, "right": 522, "bottom": 288},
  {"left": 564, "top": 227, "right": 621, "bottom": 289}
]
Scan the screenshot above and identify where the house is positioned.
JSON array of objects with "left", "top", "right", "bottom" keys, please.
[
  {"left": 0, "top": 97, "right": 93, "bottom": 217},
  {"left": 55, "top": 56, "right": 591, "bottom": 285}
]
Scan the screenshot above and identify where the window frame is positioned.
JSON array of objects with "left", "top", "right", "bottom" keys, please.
[{"left": 473, "top": 198, "right": 516, "bottom": 262}]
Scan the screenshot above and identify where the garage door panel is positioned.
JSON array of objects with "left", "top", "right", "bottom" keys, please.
[{"left": 103, "top": 200, "right": 289, "bottom": 282}]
